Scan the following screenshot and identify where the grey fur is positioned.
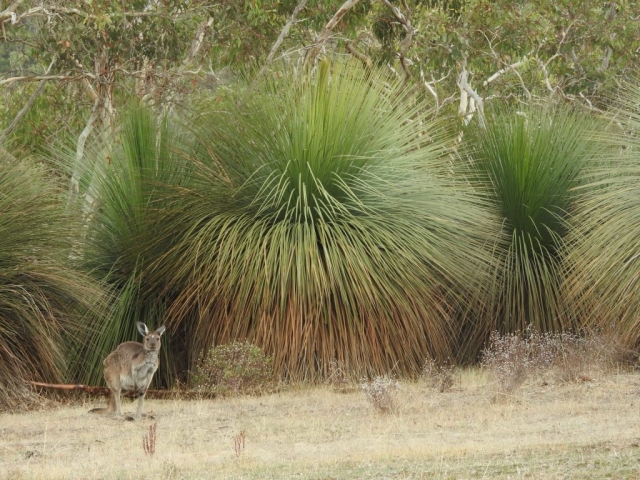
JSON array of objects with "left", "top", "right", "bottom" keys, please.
[{"left": 89, "top": 322, "right": 166, "bottom": 419}]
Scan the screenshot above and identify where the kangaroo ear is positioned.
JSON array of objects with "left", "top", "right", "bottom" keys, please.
[
  {"left": 137, "top": 322, "right": 149, "bottom": 336},
  {"left": 156, "top": 326, "right": 166, "bottom": 336}
]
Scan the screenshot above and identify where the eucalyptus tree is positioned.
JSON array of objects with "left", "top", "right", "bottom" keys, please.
[
  {"left": 234, "top": 0, "right": 640, "bottom": 121},
  {"left": 1, "top": 0, "right": 215, "bottom": 157},
  {"left": 4, "top": 0, "right": 639, "bottom": 159}
]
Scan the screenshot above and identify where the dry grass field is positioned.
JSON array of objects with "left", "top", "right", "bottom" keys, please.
[{"left": 2, "top": 369, "right": 640, "bottom": 479}]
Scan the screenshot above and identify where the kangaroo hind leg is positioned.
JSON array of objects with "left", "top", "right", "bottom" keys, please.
[{"left": 135, "top": 392, "right": 146, "bottom": 419}]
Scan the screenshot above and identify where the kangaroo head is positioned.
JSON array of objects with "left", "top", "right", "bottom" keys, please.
[{"left": 137, "top": 322, "right": 166, "bottom": 352}]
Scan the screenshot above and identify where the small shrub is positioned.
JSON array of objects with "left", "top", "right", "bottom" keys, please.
[
  {"left": 233, "top": 430, "right": 246, "bottom": 457},
  {"left": 421, "top": 357, "right": 457, "bottom": 392},
  {"left": 481, "top": 329, "right": 631, "bottom": 392},
  {"left": 360, "top": 375, "right": 400, "bottom": 414},
  {"left": 550, "top": 331, "right": 634, "bottom": 382},
  {"left": 143, "top": 423, "right": 157, "bottom": 456},
  {"left": 192, "top": 341, "right": 274, "bottom": 396},
  {"left": 481, "top": 329, "right": 555, "bottom": 394}
]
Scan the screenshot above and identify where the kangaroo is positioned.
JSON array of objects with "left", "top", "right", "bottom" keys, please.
[{"left": 90, "top": 322, "right": 166, "bottom": 419}]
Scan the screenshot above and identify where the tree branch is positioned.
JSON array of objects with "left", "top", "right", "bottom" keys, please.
[
  {"left": 345, "top": 40, "right": 373, "bottom": 69},
  {"left": 0, "top": 74, "right": 75, "bottom": 86},
  {"left": 0, "top": 58, "right": 56, "bottom": 142},
  {"left": 380, "top": 0, "right": 415, "bottom": 80},
  {"left": 482, "top": 56, "right": 529, "bottom": 87},
  {"left": 262, "top": 0, "right": 308, "bottom": 72},
  {"left": 420, "top": 68, "right": 439, "bottom": 110},
  {"left": 181, "top": 16, "right": 214, "bottom": 70},
  {"left": 306, "top": 0, "right": 360, "bottom": 62},
  {"left": 29, "top": 381, "right": 217, "bottom": 399},
  {"left": 600, "top": 2, "right": 617, "bottom": 71},
  {"left": 0, "top": 81, "right": 45, "bottom": 143},
  {"left": 457, "top": 60, "right": 484, "bottom": 126},
  {"left": 0, "top": 0, "right": 24, "bottom": 24},
  {"left": 69, "top": 96, "right": 100, "bottom": 196},
  {"left": 2, "top": 4, "right": 204, "bottom": 25},
  {"left": 151, "top": 16, "right": 214, "bottom": 107}
]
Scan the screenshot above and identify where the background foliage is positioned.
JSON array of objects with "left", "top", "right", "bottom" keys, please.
[{"left": 2, "top": 1, "right": 639, "bottom": 153}]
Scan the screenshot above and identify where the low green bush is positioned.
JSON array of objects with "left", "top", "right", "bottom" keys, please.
[{"left": 192, "top": 341, "right": 274, "bottom": 396}]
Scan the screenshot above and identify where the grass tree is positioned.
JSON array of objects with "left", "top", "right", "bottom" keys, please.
[
  {"left": 0, "top": 148, "right": 104, "bottom": 410},
  {"left": 566, "top": 82, "right": 640, "bottom": 346},
  {"left": 142, "top": 59, "right": 498, "bottom": 379},
  {"left": 462, "top": 105, "right": 602, "bottom": 350},
  {"left": 68, "top": 106, "right": 184, "bottom": 387}
]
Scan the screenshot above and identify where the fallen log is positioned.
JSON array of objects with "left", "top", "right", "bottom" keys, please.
[{"left": 28, "top": 381, "right": 216, "bottom": 400}]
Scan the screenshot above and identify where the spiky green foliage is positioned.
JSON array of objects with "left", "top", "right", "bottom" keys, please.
[
  {"left": 464, "top": 106, "right": 601, "bottom": 340},
  {"left": 566, "top": 82, "right": 640, "bottom": 345},
  {"left": 0, "top": 148, "right": 104, "bottom": 410},
  {"left": 143, "top": 59, "right": 497, "bottom": 380},
  {"left": 69, "top": 106, "right": 182, "bottom": 387}
]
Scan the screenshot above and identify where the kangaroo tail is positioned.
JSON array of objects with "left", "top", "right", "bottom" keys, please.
[
  {"left": 89, "top": 391, "right": 116, "bottom": 414},
  {"left": 89, "top": 407, "right": 109, "bottom": 414}
]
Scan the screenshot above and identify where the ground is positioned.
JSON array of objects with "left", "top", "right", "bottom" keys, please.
[{"left": 1, "top": 370, "right": 640, "bottom": 479}]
